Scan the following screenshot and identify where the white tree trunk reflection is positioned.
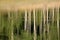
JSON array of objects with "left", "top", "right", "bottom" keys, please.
[
  {"left": 24, "top": 10, "right": 27, "bottom": 31},
  {"left": 33, "top": 9, "right": 36, "bottom": 40},
  {"left": 57, "top": 8, "right": 59, "bottom": 40}
]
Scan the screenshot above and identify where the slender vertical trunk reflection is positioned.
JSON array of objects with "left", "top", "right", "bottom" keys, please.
[
  {"left": 57, "top": 8, "right": 59, "bottom": 40},
  {"left": 52, "top": 8, "right": 54, "bottom": 24},
  {"left": 40, "top": 10, "right": 43, "bottom": 40},
  {"left": 47, "top": 8, "right": 50, "bottom": 40},
  {"left": 8, "top": 11, "right": 14, "bottom": 40},
  {"left": 33, "top": 9, "right": 36, "bottom": 40},
  {"left": 28, "top": 10, "right": 31, "bottom": 32},
  {"left": 43, "top": 8, "right": 46, "bottom": 40},
  {"left": 24, "top": 10, "right": 27, "bottom": 31}
]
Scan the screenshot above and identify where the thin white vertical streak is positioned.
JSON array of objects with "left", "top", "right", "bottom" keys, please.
[
  {"left": 47, "top": 8, "right": 50, "bottom": 40},
  {"left": 28, "top": 10, "right": 31, "bottom": 32},
  {"left": 57, "top": 7, "right": 59, "bottom": 40},
  {"left": 52, "top": 8, "right": 54, "bottom": 24},
  {"left": 40, "top": 10, "right": 42, "bottom": 33},
  {"left": 8, "top": 10, "right": 14, "bottom": 40},
  {"left": 24, "top": 10, "right": 27, "bottom": 31},
  {"left": 43, "top": 8, "right": 46, "bottom": 40},
  {"left": 33, "top": 9, "right": 36, "bottom": 40},
  {"left": 40, "top": 10, "right": 42, "bottom": 40}
]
